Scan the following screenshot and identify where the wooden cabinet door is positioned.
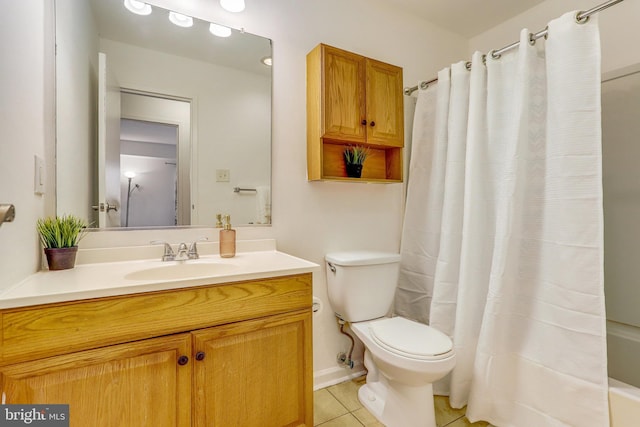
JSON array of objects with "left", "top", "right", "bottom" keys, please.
[
  {"left": 366, "top": 58, "right": 404, "bottom": 146},
  {"left": 193, "top": 310, "right": 313, "bottom": 427},
  {"left": 322, "top": 45, "right": 367, "bottom": 143},
  {"left": 0, "top": 334, "right": 192, "bottom": 427}
]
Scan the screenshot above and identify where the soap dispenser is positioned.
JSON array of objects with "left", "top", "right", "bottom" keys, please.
[{"left": 219, "top": 215, "right": 236, "bottom": 258}]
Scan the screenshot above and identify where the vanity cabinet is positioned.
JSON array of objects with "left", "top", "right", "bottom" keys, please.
[
  {"left": 307, "top": 43, "right": 404, "bottom": 182},
  {"left": 0, "top": 334, "right": 193, "bottom": 426},
  {"left": 0, "top": 274, "right": 313, "bottom": 427},
  {"left": 193, "top": 311, "right": 311, "bottom": 427}
]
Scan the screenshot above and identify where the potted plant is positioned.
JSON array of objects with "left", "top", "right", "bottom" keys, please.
[
  {"left": 37, "top": 215, "right": 89, "bottom": 270},
  {"left": 343, "top": 145, "right": 371, "bottom": 178}
]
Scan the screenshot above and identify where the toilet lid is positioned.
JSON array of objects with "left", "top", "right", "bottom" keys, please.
[{"left": 369, "top": 317, "right": 453, "bottom": 360}]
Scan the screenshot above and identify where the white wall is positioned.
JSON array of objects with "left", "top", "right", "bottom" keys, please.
[{"left": 0, "top": 1, "right": 55, "bottom": 290}]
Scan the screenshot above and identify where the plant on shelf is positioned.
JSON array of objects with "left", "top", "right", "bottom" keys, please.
[
  {"left": 37, "top": 215, "right": 89, "bottom": 270},
  {"left": 343, "top": 145, "right": 371, "bottom": 178}
]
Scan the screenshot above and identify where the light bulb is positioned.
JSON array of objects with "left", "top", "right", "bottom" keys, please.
[
  {"left": 220, "top": 0, "right": 245, "bottom": 13},
  {"left": 123, "top": 0, "right": 152, "bottom": 16},
  {"left": 209, "top": 23, "right": 232, "bottom": 38},
  {"left": 124, "top": 171, "right": 136, "bottom": 179},
  {"left": 169, "top": 11, "right": 193, "bottom": 28}
]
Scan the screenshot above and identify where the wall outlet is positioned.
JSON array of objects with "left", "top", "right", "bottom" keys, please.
[{"left": 216, "top": 169, "right": 230, "bottom": 182}]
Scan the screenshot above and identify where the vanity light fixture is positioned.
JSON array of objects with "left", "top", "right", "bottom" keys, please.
[
  {"left": 124, "top": 171, "right": 136, "bottom": 179},
  {"left": 220, "top": 0, "right": 245, "bottom": 13},
  {"left": 123, "top": 0, "right": 152, "bottom": 16},
  {"left": 261, "top": 56, "right": 272, "bottom": 67},
  {"left": 209, "top": 23, "right": 232, "bottom": 38},
  {"left": 169, "top": 11, "right": 193, "bottom": 28}
]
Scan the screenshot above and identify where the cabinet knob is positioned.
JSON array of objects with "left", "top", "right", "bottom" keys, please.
[
  {"left": 369, "top": 121, "right": 376, "bottom": 127},
  {"left": 195, "top": 351, "right": 206, "bottom": 361},
  {"left": 361, "top": 119, "right": 367, "bottom": 125},
  {"left": 177, "top": 355, "right": 189, "bottom": 366}
]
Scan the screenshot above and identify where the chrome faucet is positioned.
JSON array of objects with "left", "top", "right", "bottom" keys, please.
[
  {"left": 151, "top": 238, "right": 208, "bottom": 261},
  {"left": 175, "top": 243, "right": 190, "bottom": 261},
  {"left": 151, "top": 241, "right": 176, "bottom": 261},
  {"left": 188, "top": 237, "right": 208, "bottom": 260}
]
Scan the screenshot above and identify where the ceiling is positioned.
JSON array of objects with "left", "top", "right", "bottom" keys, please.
[{"left": 383, "top": 0, "right": 549, "bottom": 38}]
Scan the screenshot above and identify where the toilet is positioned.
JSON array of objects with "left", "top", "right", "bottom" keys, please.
[{"left": 325, "top": 251, "right": 456, "bottom": 427}]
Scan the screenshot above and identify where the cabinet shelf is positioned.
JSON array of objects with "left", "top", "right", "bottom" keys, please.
[
  {"left": 320, "top": 140, "right": 402, "bottom": 182},
  {"left": 307, "top": 44, "right": 404, "bottom": 183}
]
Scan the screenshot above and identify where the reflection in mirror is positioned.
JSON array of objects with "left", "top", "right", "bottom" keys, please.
[
  {"left": 119, "top": 91, "right": 191, "bottom": 228},
  {"left": 55, "top": 0, "right": 272, "bottom": 228}
]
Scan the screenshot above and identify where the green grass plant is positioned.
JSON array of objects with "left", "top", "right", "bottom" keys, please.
[
  {"left": 37, "top": 215, "right": 89, "bottom": 248},
  {"left": 343, "top": 145, "right": 371, "bottom": 165}
]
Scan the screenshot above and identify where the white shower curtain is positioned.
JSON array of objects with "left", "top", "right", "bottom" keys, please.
[{"left": 396, "top": 12, "right": 609, "bottom": 427}]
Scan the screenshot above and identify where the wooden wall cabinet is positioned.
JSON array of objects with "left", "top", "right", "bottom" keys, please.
[
  {"left": 0, "top": 274, "right": 313, "bottom": 427},
  {"left": 307, "top": 43, "right": 404, "bottom": 182}
]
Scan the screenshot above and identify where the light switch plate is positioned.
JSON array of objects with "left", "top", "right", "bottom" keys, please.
[
  {"left": 34, "top": 155, "right": 45, "bottom": 195},
  {"left": 216, "top": 169, "right": 230, "bottom": 182}
]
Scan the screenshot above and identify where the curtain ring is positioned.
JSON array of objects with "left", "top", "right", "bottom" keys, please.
[
  {"left": 465, "top": 61, "right": 472, "bottom": 71},
  {"left": 419, "top": 81, "right": 429, "bottom": 90},
  {"left": 575, "top": 11, "right": 589, "bottom": 24},
  {"left": 482, "top": 54, "right": 487, "bottom": 65},
  {"left": 489, "top": 49, "right": 501, "bottom": 60},
  {"left": 528, "top": 32, "right": 536, "bottom": 46},
  {"left": 543, "top": 25, "right": 549, "bottom": 40}
]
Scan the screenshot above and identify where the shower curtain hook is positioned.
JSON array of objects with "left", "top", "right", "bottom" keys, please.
[{"left": 575, "top": 11, "right": 590, "bottom": 24}]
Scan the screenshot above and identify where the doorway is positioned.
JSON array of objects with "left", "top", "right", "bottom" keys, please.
[
  {"left": 120, "top": 119, "right": 178, "bottom": 227},
  {"left": 120, "top": 91, "right": 192, "bottom": 227}
]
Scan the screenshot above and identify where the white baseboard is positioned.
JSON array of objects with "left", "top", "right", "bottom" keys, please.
[{"left": 313, "top": 361, "right": 366, "bottom": 391}]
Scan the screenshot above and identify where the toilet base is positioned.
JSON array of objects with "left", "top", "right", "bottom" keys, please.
[
  {"left": 358, "top": 379, "right": 437, "bottom": 427},
  {"left": 358, "top": 382, "right": 386, "bottom": 422}
]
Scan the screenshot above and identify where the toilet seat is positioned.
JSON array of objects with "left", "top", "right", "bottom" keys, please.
[{"left": 369, "top": 317, "right": 453, "bottom": 361}]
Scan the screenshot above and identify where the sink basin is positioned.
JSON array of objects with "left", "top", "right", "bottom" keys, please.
[{"left": 124, "top": 261, "right": 238, "bottom": 281}]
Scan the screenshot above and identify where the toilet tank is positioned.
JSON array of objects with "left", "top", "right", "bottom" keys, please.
[{"left": 325, "top": 251, "right": 401, "bottom": 322}]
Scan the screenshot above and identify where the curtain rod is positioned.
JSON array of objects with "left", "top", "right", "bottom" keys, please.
[{"left": 403, "top": 0, "right": 626, "bottom": 96}]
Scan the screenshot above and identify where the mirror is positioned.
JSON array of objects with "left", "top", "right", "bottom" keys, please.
[{"left": 55, "top": 0, "right": 272, "bottom": 228}]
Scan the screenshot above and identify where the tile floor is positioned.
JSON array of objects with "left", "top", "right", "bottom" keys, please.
[{"left": 313, "top": 376, "right": 490, "bottom": 427}]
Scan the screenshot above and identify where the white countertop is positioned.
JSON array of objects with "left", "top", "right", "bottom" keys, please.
[{"left": 0, "top": 250, "right": 319, "bottom": 309}]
